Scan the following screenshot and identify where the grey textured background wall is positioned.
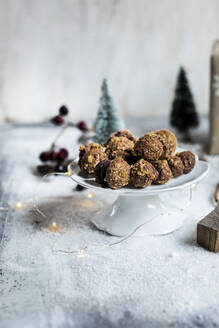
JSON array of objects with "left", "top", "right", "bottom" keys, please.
[{"left": 0, "top": 0, "right": 218, "bottom": 122}]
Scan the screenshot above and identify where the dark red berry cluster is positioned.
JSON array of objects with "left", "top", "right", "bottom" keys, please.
[
  {"left": 39, "top": 148, "right": 68, "bottom": 162},
  {"left": 51, "top": 105, "right": 88, "bottom": 131},
  {"left": 38, "top": 147, "right": 70, "bottom": 173},
  {"left": 37, "top": 105, "right": 89, "bottom": 177},
  {"left": 51, "top": 105, "right": 68, "bottom": 125}
]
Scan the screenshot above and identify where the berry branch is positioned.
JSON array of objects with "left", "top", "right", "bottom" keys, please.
[{"left": 37, "top": 105, "right": 90, "bottom": 175}]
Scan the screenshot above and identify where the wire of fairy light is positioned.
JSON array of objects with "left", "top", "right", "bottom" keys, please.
[{"left": 0, "top": 168, "right": 198, "bottom": 258}]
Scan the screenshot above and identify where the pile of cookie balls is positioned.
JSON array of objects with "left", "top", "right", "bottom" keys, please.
[{"left": 78, "top": 130, "right": 196, "bottom": 190}]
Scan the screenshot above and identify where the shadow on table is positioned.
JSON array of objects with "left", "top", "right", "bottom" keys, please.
[
  {"left": 183, "top": 234, "right": 199, "bottom": 248},
  {"left": 54, "top": 306, "right": 217, "bottom": 328},
  {"left": 25, "top": 194, "right": 106, "bottom": 233},
  {"left": 176, "top": 225, "right": 201, "bottom": 249}
]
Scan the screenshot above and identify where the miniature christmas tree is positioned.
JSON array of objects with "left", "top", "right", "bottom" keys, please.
[
  {"left": 94, "top": 79, "right": 123, "bottom": 145},
  {"left": 170, "top": 67, "right": 199, "bottom": 140}
]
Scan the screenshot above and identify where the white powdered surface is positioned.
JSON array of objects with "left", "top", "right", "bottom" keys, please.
[{"left": 1, "top": 120, "right": 219, "bottom": 328}]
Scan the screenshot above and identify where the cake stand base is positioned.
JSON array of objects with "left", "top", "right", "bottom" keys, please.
[{"left": 91, "top": 192, "right": 191, "bottom": 237}]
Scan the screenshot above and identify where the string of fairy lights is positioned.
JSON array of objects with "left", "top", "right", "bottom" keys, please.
[{"left": 0, "top": 167, "right": 203, "bottom": 259}]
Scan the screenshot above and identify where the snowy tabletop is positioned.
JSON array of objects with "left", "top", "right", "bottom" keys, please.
[{"left": 1, "top": 118, "right": 219, "bottom": 328}]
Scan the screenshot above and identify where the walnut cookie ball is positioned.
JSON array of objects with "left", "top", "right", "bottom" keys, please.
[
  {"left": 167, "top": 155, "right": 184, "bottom": 178},
  {"left": 105, "top": 136, "right": 135, "bottom": 160},
  {"left": 134, "top": 133, "right": 163, "bottom": 161},
  {"left": 130, "top": 159, "right": 158, "bottom": 188},
  {"left": 79, "top": 145, "right": 107, "bottom": 177},
  {"left": 152, "top": 160, "right": 173, "bottom": 185},
  {"left": 156, "top": 134, "right": 172, "bottom": 159},
  {"left": 154, "top": 129, "right": 177, "bottom": 155},
  {"left": 107, "top": 130, "right": 137, "bottom": 144},
  {"left": 78, "top": 143, "right": 103, "bottom": 166},
  {"left": 177, "top": 151, "right": 196, "bottom": 174},
  {"left": 104, "top": 157, "right": 131, "bottom": 190}
]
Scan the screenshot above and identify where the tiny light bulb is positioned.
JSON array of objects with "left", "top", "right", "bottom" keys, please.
[
  {"left": 64, "top": 171, "right": 72, "bottom": 176},
  {"left": 49, "top": 222, "right": 58, "bottom": 232},
  {"left": 88, "top": 192, "right": 95, "bottom": 199},
  {"left": 14, "top": 202, "right": 24, "bottom": 210},
  {"left": 161, "top": 212, "right": 168, "bottom": 217},
  {"left": 76, "top": 250, "right": 86, "bottom": 259}
]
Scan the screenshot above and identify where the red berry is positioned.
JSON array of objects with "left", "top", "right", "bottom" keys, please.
[
  {"left": 76, "top": 184, "right": 86, "bottom": 191},
  {"left": 77, "top": 121, "right": 88, "bottom": 131},
  {"left": 51, "top": 115, "right": 64, "bottom": 125},
  {"left": 57, "top": 148, "right": 68, "bottom": 160},
  {"left": 39, "top": 152, "right": 50, "bottom": 162},
  {"left": 59, "top": 105, "right": 69, "bottom": 116},
  {"left": 48, "top": 151, "right": 59, "bottom": 161}
]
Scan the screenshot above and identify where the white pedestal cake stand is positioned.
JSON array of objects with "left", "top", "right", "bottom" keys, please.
[{"left": 68, "top": 153, "right": 209, "bottom": 237}]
